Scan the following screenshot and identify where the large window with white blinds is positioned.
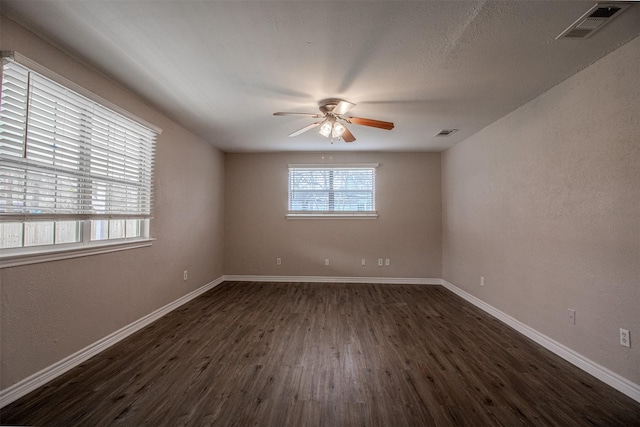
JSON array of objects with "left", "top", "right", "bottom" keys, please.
[
  {"left": 0, "top": 54, "right": 159, "bottom": 263},
  {"left": 287, "top": 164, "right": 377, "bottom": 218}
]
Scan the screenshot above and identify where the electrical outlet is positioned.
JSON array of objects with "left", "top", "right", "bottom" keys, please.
[
  {"left": 620, "top": 328, "right": 630, "bottom": 348},
  {"left": 276, "top": 257, "right": 282, "bottom": 265},
  {"left": 361, "top": 258, "right": 366, "bottom": 266},
  {"left": 480, "top": 276, "right": 484, "bottom": 286},
  {"left": 325, "top": 258, "right": 329, "bottom": 266},
  {"left": 385, "top": 258, "right": 390, "bottom": 266},
  {"left": 378, "top": 258, "right": 383, "bottom": 267},
  {"left": 183, "top": 270, "right": 188, "bottom": 281},
  {"left": 568, "top": 309, "right": 576, "bottom": 325}
]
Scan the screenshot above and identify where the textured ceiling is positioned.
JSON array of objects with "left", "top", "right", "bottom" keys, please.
[{"left": 1, "top": 1, "right": 639, "bottom": 152}]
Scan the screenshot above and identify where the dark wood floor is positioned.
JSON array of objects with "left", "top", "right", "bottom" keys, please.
[{"left": 2, "top": 282, "right": 639, "bottom": 426}]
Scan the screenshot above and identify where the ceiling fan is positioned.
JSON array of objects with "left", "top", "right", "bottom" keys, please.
[{"left": 273, "top": 98, "right": 394, "bottom": 143}]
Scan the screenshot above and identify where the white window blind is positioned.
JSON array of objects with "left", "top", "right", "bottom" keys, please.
[
  {"left": 0, "top": 58, "right": 157, "bottom": 220},
  {"left": 288, "top": 165, "right": 377, "bottom": 217}
]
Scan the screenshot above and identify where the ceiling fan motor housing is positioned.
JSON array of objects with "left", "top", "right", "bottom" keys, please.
[{"left": 318, "top": 98, "right": 347, "bottom": 115}]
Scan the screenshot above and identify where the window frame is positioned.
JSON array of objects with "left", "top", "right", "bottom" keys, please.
[
  {"left": 0, "top": 52, "right": 159, "bottom": 267},
  {"left": 286, "top": 163, "right": 378, "bottom": 219}
]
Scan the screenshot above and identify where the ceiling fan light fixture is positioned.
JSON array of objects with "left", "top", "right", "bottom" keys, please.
[
  {"left": 332, "top": 122, "right": 346, "bottom": 138},
  {"left": 319, "top": 121, "right": 332, "bottom": 137}
]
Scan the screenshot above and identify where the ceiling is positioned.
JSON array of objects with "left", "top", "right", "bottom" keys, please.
[{"left": 1, "top": 1, "right": 639, "bottom": 153}]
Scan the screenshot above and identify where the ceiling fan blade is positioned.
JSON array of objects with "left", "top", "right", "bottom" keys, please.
[
  {"left": 347, "top": 116, "right": 395, "bottom": 130},
  {"left": 333, "top": 100, "right": 356, "bottom": 116},
  {"left": 274, "top": 112, "right": 323, "bottom": 118},
  {"left": 288, "top": 122, "right": 321, "bottom": 137},
  {"left": 341, "top": 125, "right": 356, "bottom": 142}
]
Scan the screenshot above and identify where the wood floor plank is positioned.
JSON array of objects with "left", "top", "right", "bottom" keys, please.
[{"left": 1, "top": 282, "right": 639, "bottom": 426}]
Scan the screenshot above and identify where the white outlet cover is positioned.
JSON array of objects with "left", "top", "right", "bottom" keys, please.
[{"left": 620, "top": 328, "right": 630, "bottom": 348}]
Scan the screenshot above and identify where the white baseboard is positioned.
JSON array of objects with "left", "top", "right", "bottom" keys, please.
[
  {"left": 0, "top": 276, "right": 225, "bottom": 409},
  {"left": 222, "top": 275, "right": 441, "bottom": 285},
  {"left": 439, "top": 279, "right": 640, "bottom": 403}
]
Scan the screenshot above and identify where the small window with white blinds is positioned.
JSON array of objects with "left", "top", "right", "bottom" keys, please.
[
  {"left": 0, "top": 54, "right": 159, "bottom": 264},
  {"left": 287, "top": 164, "right": 378, "bottom": 218}
]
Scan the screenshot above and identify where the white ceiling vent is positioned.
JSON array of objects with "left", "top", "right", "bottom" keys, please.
[
  {"left": 434, "top": 129, "right": 457, "bottom": 137},
  {"left": 557, "top": 3, "right": 631, "bottom": 39}
]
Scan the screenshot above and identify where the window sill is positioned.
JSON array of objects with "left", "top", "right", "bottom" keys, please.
[
  {"left": 286, "top": 212, "right": 378, "bottom": 219},
  {"left": 0, "top": 238, "right": 155, "bottom": 268}
]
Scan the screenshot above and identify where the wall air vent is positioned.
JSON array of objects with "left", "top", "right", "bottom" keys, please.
[
  {"left": 557, "top": 3, "right": 631, "bottom": 39},
  {"left": 434, "top": 129, "right": 457, "bottom": 137}
]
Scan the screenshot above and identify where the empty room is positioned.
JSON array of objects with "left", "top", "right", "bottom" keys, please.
[{"left": 0, "top": 1, "right": 639, "bottom": 425}]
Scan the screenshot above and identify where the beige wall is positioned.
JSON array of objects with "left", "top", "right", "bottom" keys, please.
[
  {"left": 224, "top": 152, "right": 442, "bottom": 278},
  {"left": 0, "top": 16, "right": 225, "bottom": 390},
  {"left": 442, "top": 36, "right": 640, "bottom": 382}
]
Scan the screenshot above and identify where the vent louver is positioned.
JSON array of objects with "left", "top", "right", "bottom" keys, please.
[
  {"left": 434, "top": 129, "right": 457, "bottom": 137},
  {"left": 557, "top": 3, "right": 631, "bottom": 39}
]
